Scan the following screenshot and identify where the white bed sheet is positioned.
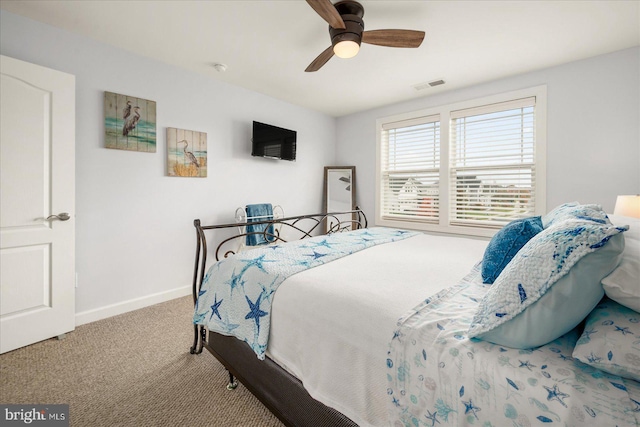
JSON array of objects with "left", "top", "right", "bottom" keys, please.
[{"left": 265, "top": 232, "right": 488, "bottom": 427}]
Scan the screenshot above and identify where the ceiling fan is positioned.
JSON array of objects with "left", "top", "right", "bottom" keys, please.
[{"left": 305, "top": 0, "right": 426, "bottom": 72}]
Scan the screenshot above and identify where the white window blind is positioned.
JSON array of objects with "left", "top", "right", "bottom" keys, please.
[
  {"left": 380, "top": 115, "right": 440, "bottom": 222},
  {"left": 449, "top": 97, "right": 536, "bottom": 228}
]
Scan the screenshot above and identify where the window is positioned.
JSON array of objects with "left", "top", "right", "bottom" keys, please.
[
  {"left": 376, "top": 87, "right": 546, "bottom": 237},
  {"left": 380, "top": 115, "right": 440, "bottom": 222}
]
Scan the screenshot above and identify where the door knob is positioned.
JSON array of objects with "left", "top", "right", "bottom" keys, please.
[{"left": 46, "top": 212, "right": 71, "bottom": 221}]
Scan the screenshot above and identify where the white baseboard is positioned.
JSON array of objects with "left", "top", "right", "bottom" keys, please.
[{"left": 75, "top": 286, "right": 191, "bottom": 326}]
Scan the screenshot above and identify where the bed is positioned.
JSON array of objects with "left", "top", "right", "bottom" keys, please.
[{"left": 190, "top": 205, "right": 640, "bottom": 427}]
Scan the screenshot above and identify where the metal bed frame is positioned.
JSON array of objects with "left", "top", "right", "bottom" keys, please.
[{"left": 190, "top": 209, "right": 367, "bottom": 427}]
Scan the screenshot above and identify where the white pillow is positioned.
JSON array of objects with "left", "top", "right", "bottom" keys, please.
[{"left": 602, "top": 214, "right": 640, "bottom": 312}]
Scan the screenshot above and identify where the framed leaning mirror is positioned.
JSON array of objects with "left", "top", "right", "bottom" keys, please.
[{"left": 323, "top": 166, "right": 356, "bottom": 233}]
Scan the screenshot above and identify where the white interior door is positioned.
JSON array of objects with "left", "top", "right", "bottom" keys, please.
[{"left": 0, "top": 55, "right": 75, "bottom": 354}]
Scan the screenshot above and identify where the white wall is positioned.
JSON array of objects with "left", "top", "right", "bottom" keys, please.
[
  {"left": 337, "top": 47, "right": 640, "bottom": 220},
  {"left": 3, "top": 9, "right": 638, "bottom": 323},
  {"left": 0, "top": 11, "right": 337, "bottom": 322}
]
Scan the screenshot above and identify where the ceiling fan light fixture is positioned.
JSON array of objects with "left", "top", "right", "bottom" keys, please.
[
  {"left": 304, "top": 0, "right": 424, "bottom": 72},
  {"left": 329, "top": 9, "right": 364, "bottom": 60},
  {"left": 333, "top": 40, "right": 360, "bottom": 58}
]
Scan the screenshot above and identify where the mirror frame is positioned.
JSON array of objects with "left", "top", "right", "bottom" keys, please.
[{"left": 323, "top": 166, "right": 356, "bottom": 233}]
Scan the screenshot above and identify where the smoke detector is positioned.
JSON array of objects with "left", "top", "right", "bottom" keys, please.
[{"left": 213, "top": 63, "right": 227, "bottom": 72}]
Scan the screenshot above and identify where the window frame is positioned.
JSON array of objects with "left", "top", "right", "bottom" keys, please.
[
  {"left": 379, "top": 114, "right": 441, "bottom": 223},
  {"left": 375, "top": 86, "right": 547, "bottom": 237}
]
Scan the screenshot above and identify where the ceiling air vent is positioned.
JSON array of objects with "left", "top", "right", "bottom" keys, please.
[{"left": 413, "top": 79, "right": 446, "bottom": 92}]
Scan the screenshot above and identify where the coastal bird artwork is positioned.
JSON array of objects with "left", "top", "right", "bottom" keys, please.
[
  {"left": 166, "top": 127, "right": 207, "bottom": 177},
  {"left": 179, "top": 139, "right": 200, "bottom": 168},
  {"left": 122, "top": 106, "right": 141, "bottom": 136},
  {"left": 123, "top": 100, "right": 131, "bottom": 120},
  {"left": 104, "top": 91, "right": 156, "bottom": 152}
]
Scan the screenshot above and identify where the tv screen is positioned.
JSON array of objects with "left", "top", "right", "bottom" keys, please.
[{"left": 252, "top": 121, "right": 297, "bottom": 161}]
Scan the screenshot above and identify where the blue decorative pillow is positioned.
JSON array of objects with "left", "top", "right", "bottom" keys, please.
[
  {"left": 468, "top": 218, "right": 627, "bottom": 348},
  {"left": 541, "top": 202, "right": 611, "bottom": 228},
  {"left": 573, "top": 298, "right": 640, "bottom": 381},
  {"left": 481, "top": 216, "right": 543, "bottom": 284}
]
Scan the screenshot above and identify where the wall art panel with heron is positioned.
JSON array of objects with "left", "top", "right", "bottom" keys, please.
[
  {"left": 104, "top": 91, "right": 156, "bottom": 152},
  {"left": 166, "top": 127, "right": 207, "bottom": 177}
]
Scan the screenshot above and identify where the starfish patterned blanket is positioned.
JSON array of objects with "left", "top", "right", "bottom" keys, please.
[
  {"left": 193, "top": 227, "right": 418, "bottom": 360},
  {"left": 386, "top": 265, "right": 640, "bottom": 427}
]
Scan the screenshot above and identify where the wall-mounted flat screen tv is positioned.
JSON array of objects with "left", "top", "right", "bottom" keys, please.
[{"left": 252, "top": 121, "right": 297, "bottom": 161}]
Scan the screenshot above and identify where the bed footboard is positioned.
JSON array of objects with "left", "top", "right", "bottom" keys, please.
[
  {"left": 190, "top": 208, "right": 366, "bottom": 354},
  {"left": 189, "top": 209, "right": 366, "bottom": 426},
  {"left": 205, "top": 331, "right": 358, "bottom": 427}
]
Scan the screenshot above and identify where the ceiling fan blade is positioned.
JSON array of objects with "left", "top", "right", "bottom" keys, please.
[
  {"left": 362, "top": 30, "right": 425, "bottom": 48},
  {"left": 306, "top": 0, "right": 346, "bottom": 29},
  {"left": 305, "top": 46, "right": 335, "bottom": 72}
]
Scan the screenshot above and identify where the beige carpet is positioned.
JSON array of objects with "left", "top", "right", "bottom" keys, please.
[{"left": 0, "top": 296, "right": 284, "bottom": 427}]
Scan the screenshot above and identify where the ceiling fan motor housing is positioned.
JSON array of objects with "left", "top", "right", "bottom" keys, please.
[
  {"left": 329, "top": 1, "right": 365, "bottom": 48},
  {"left": 330, "top": 14, "right": 364, "bottom": 47}
]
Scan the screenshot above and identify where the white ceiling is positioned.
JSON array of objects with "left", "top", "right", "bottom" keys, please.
[{"left": 2, "top": 1, "right": 639, "bottom": 117}]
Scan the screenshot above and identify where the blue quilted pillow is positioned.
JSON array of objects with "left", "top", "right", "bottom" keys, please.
[
  {"left": 469, "top": 218, "right": 627, "bottom": 349},
  {"left": 481, "top": 216, "right": 543, "bottom": 284},
  {"left": 541, "top": 202, "right": 611, "bottom": 228}
]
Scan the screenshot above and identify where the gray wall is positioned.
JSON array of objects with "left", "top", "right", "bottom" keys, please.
[
  {"left": 1, "top": 11, "right": 337, "bottom": 320},
  {"left": 336, "top": 47, "right": 640, "bottom": 221}
]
